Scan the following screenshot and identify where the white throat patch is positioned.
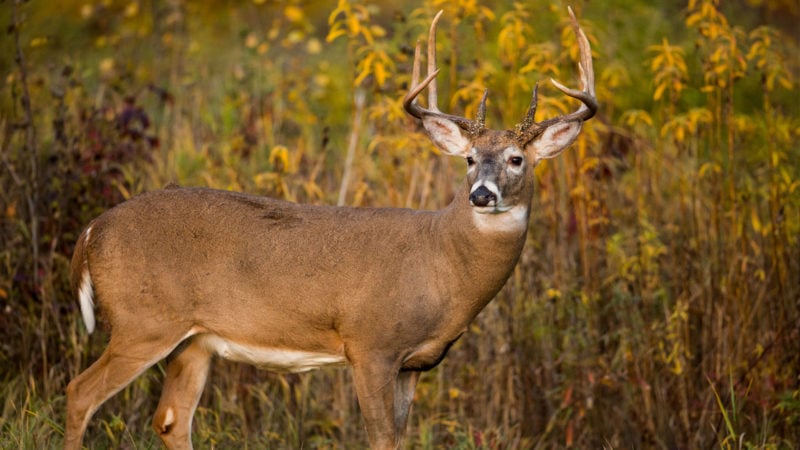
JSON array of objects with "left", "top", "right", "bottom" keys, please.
[{"left": 471, "top": 205, "right": 529, "bottom": 233}]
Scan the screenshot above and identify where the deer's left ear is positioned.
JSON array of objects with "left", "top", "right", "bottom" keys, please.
[
  {"left": 525, "top": 120, "right": 582, "bottom": 162},
  {"left": 422, "top": 115, "right": 471, "bottom": 157}
]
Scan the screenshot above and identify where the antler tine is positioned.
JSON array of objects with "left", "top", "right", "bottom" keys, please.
[
  {"left": 411, "top": 40, "right": 421, "bottom": 92},
  {"left": 476, "top": 88, "right": 489, "bottom": 129},
  {"left": 403, "top": 40, "right": 441, "bottom": 120},
  {"left": 515, "top": 7, "right": 597, "bottom": 141},
  {"left": 426, "top": 10, "right": 443, "bottom": 112},
  {"left": 403, "top": 12, "right": 442, "bottom": 120},
  {"left": 517, "top": 82, "right": 539, "bottom": 133},
  {"left": 403, "top": 40, "right": 440, "bottom": 120},
  {"left": 403, "top": 11, "right": 486, "bottom": 134},
  {"left": 549, "top": 6, "right": 597, "bottom": 122}
]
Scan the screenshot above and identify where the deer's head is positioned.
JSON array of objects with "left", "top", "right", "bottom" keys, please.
[{"left": 404, "top": 8, "right": 597, "bottom": 219}]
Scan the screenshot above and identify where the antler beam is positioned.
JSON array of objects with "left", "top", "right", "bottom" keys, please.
[
  {"left": 403, "top": 10, "right": 488, "bottom": 136},
  {"left": 516, "top": 6, "right": 598, "bottom": 142}
]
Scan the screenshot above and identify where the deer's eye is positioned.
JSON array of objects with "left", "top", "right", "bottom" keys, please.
[
  {"left": 509, "top": 156, "right": 524, "bottom": 167},
  {"left": 466, "top": 157, "right": 475, "bottom": 166}
]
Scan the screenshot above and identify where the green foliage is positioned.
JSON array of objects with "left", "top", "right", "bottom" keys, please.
[{"left": 1, "top": 0, "right": 799, "bottom": 448}]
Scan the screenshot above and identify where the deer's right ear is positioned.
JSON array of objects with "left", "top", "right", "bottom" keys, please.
[{"left": 422, "top": 115, "right": 471, "bottom": 157}]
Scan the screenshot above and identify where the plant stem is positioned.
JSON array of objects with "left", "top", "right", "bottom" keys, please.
[
  {"left": 13, "top": 0, "right": 40, "bottom": 287},
  {"left": 338, "top": 88, "right": 365, "bottom": 206}
]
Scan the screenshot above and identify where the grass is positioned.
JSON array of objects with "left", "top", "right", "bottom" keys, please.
[{"left": 1, "top": 0, "right": 799, "bottom": 448}]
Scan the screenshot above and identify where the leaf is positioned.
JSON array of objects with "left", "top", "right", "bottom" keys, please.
[
  {"left": 5, "top": 201, "right": 16, "bottom": 219},
  {"left": 448, "top": 388, "right": 460, "bottom": 399},
  {"left": 698, "top": 162, "right": 722, "bottom": 178},
  {"left": 621, "top": 109, "right": 653, "bottom": 127},
  {"left": 545, "top": 288, "right": 561, "bottom": 300},
  {"left": 269, "top": 145, "right": 290, "bottom": 172},
  {"left": 326, "top": 24, "right": 346, "bottom": 43},
  {"left": 676, "top": 126, "right": 685, "bottom": 143},
  {"left": 30, "top": 37, "right": 48, "bottom": 47},
  {"left": 373, "top": 61, "right": 387, "bottom": 87},
  {"left": 653, "top": 83, "right": 667, "bottom": 101},
  {"left": 561, "top": 385, "right": 573, "bottom": 407},
  {"left": 370, "top": 25, "right": 386, "bottom": 38},
  {"left": 284, "top": 5, "right": 304, "bottom": 24},
  {"left": 566, "top": 420, "right": 574, "bottom": 447},
  {"left": 580, "top": 157, "right": 600, "bottom": 174},
  {"left": 328, "top": 0, "right": 347, "bottom": 25},
  {"left": 751, "top": 208, "right": 762, "bottom": 233},
  {"left": 354, "top": 52, "right": 374, "bottom": 86},
  {"left": 347, "top": 14, "right": 360, "bottom": 36},
  {"left": 686, "top": 11, "right": 702, "bottom": 27},
  {"left": 707, "top": 376, "right": 738, "bottom": 440},
  {"left": 303, "top": 182, "right": 324, "bottom": 200}
]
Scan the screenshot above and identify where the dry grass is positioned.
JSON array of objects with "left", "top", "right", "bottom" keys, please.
[{"left": 1, "top": 0, "right": 798, "bottom": 448}]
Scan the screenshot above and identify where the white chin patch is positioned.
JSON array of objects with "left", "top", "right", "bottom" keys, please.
[{"left": 472, "top": 206, "right": 529, "bottom": 233}]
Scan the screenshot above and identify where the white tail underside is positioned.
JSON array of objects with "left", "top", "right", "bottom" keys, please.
[
  {"left": 78, "top": 270, "right": 95, "bottom": 334},
  {"left": 78, "top": 226, "right": 96, "bottom": 334}
]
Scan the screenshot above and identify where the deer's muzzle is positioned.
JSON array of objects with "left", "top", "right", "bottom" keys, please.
[{"left": 469, "top": 185, "right": 497, "bottom": 208}]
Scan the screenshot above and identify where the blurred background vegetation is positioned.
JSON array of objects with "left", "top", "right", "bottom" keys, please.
[{"left": 1, "top": 0, "right": 799, "bottom": 448}]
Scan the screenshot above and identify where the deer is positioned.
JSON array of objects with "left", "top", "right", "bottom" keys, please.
[{"left": 65, "top": 7, "right": 596, "bottom": 450}]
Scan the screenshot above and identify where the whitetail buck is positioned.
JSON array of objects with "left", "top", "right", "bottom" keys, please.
[{"left": 65, "top": 7, "right": 596, "bottom": 450}]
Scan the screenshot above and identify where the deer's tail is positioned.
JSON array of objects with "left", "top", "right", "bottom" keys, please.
[{"left": 70, "top": 224, "right": 96, "bottom": 334}]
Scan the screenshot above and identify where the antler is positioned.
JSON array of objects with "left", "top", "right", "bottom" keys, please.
[
  {"left": 403, "top": 10, "right": 488, "bottom": 136},
  {"left": 515, "top": 6, "right": 597, "bottom": 143},
  {"left": 404, "top": 7, "right": 597, "bottom": 142}
]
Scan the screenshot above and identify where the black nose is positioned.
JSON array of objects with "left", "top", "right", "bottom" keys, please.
[{"left": 469, "top": 186, "right": 497, "bottom": 207}]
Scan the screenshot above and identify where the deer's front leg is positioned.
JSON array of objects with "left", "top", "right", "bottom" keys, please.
[
  {"left": 393, "top": 370, "right": 419, "bottom": 439},
  {"left": 352, "top": 361, "right": 402, "bottom": 450}
]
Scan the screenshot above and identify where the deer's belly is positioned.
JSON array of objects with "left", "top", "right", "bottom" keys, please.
[{"left": 198, "top": 334, "right": 347, "bottom": 373}]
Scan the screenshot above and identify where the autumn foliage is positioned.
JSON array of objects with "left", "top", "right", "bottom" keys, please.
[{"left": 1, "top": 0, "right": 798, "bottom": 448}]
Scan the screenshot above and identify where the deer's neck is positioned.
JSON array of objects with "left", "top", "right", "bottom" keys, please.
[{"left": 432, "top": 182, "right": 531, "bottom": 315}]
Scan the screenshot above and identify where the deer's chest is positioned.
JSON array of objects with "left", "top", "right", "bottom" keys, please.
[{"left": 400, "top": 331, "right": 465, "bottom": 372}]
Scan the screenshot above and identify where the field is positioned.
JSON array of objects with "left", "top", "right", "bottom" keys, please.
[{"left": 1, "top": 0, "right": 799, "bottom": 448}]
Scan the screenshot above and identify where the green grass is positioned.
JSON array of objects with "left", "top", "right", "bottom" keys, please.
[{"left": 1, "top": 0, "right": 799, "bottom": 448}]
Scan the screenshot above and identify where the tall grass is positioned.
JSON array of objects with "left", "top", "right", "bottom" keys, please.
[{"left": 1, "top": 0, "right": 798, "bottom": 448}]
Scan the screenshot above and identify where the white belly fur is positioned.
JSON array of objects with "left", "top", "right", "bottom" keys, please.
[{"left": 198, "top": 334, "right": 347, "bottom": 373}]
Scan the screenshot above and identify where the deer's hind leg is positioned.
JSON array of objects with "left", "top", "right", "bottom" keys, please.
[
  {"left": 65, "top": 326, "right": 191, "bottom": 450},
  {"left": 152, "top": 337, "right": 212, "bottom": 450}
]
